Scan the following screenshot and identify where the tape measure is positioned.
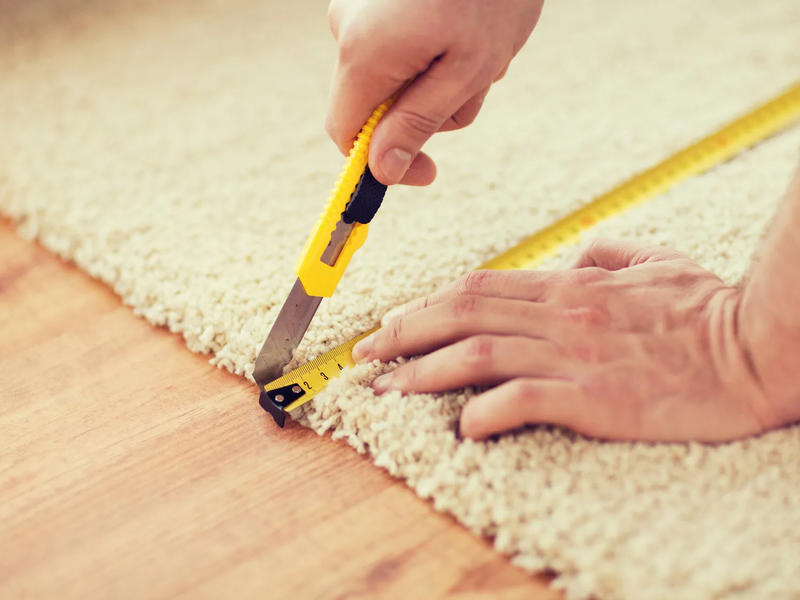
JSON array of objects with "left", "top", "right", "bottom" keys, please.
[{"left": 265, "top": 80, "right": 800, "bottom": 415}]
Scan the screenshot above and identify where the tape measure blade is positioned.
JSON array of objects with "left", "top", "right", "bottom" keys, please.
[{"left": 271, "top": 327, "right": 378, "bottom": 412}]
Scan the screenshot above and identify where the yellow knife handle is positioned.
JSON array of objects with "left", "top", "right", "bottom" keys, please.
[{"left": 295, "top": 93, "right": 401, "bottom": 298}]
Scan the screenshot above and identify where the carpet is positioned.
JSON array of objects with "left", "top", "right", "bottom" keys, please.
[{"left": 2, "top": 0, "right": 800, "bottom": 598}]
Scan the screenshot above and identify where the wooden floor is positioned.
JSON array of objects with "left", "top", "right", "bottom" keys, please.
[{"left": 0, "top": 219, "right": 559, "bottom": 600}]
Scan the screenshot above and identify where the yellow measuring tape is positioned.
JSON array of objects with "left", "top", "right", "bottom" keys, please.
[{"left": 267, "top": 80, "right": 800, "bottom": 414}]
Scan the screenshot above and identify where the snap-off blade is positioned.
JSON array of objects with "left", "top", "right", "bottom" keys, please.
[{"left": 253, "top": 218, "right": 356, "bottom": 396}]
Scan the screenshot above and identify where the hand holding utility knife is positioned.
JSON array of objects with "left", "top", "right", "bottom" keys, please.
[{"left": 253, "top": 90, "right": 404, "bottom": 427}]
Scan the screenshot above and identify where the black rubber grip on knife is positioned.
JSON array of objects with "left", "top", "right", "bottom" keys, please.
[{"left": 343, "top": 165, "right": 387, "bottom": 225}]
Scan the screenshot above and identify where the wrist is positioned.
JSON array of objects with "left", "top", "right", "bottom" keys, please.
[
  {"left": 738, "top": 283, "right": 800, "bottom": 428},
  {"left": 737, "top": 165, "right": 800, "bottom": 428}
]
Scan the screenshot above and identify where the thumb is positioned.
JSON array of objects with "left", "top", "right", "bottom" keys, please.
[
  {"left": 369, "top": 58, "right": 483, "bottom": 185},
  {"left": 572, "top": 238, "right": 686, "bottom": 271}
]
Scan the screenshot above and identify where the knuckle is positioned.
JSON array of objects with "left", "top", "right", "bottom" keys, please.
[
  {"left": 588, "top": 236, "right": 612, "bottom": 250},
  {"left": 463, "top": 335, "right": 495, "bottom": 367},
  {"left": 562, "top": 306, "right": 609, "bottom": 329},
  {"left": 568, "top": 339, "right": 598, "bottom": 363},
  {"left": 336, "top": 26, "right": 365, "bottom": 64},
  {"left": 324, "top": 112, "right": 338, "bottom": 142},
  {"left": 386, "top": 315, "right": 404, "bottom": 348},
  {"left": 449, "top": 295, "right": 481, "bottom": 321},
  {"left": 458, "top": 270, "right": 492, "bottom": 296},
  {"left": 475, "top": 57, "right": 504, "bottom": 84},
  {"left": 402, "top": 296, "right": 427, "bottom": 316},
  {"left": 582, "top": 237, "right": 607, "bottom": 258},
  {"left": 508, "top": 379, "right": 538, "bottom": 407},
  {"left": 324, "top": 119, "right": 350, "bottom": 155},
  {"left": 402, "top": 299, "right": 421, "bottom": 315},
  {"left": 401, "top": 360, "right": 420, "bottom": 385},
  {"left": 395, "top": 106, "right": 445, "bottom": 138},
  {"left": 494, "top": 64, "right": 509, "bottom": 82}
]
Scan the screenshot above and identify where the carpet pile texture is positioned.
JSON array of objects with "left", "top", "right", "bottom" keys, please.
[{"left": 2, "top": 0, "right": 800, "bottom": 598}]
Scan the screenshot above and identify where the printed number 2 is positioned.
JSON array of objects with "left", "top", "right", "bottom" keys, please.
[{"left": 303, "top": 381, "right": 311, "bottom": 390}]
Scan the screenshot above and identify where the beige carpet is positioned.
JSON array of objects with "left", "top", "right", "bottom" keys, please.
[{"left": 3, "top": 0, "right": 800, "bottom": 598}]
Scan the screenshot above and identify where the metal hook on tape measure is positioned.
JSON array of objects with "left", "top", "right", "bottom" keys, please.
[{"left": 259, "top": 384, "right": 306, "bottom": 428}]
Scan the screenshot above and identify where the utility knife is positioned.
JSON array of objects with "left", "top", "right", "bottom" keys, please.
[{"left": 253, "top": 93, "right": 401, "bottom": 427}]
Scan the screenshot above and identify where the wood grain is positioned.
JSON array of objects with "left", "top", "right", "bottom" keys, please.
[{"left": 0, "top": 219, "right": 560, "bottom": 600}]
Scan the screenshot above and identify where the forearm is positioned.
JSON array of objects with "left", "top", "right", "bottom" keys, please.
[{"left": 740, "top": 156, "right": 800, "bottom": 422}]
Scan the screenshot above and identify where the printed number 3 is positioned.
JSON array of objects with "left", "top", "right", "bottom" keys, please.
[{"left": 320, "top": 372, "right": 329, "bottom": 381}]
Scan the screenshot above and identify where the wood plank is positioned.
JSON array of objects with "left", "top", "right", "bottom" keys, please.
[{"left": 0, "top": 219, "right": 559, "bottom": 599}]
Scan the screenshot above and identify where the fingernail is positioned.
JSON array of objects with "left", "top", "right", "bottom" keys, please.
[
  {"left": 381, "top": 306, "right": 404, "bottom": 326},
  {"left": 381, "top": 148, "right": 413, "bottom": 183},
  {"left": 372, "top": 373, "right": 393, "bottom": 395},
  {"left": 352, "top": 335, "right": 374, "bottom": 364}
]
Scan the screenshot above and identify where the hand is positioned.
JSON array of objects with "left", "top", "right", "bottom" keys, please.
[
  {"left": 325, "top": 0, "right": 544, "bottom": 186},
  {"left": 352, "top": 239, "right": 786, "bottom": 442}
]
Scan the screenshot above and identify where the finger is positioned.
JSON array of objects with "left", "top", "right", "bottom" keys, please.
[
  {"left": 326, "top": 57, "right": 411, "bottom": 157},
  {"left": 381, "top": 270, "right": 554, "bottom": 325},
  {"left": 437, "top": 86, "right": 491, "bottom": 133},
  {"left": 356, "top": 296, "right": 562, "bottom": 364},
  {"left": 371, "top": 336, "right": 570, "bottom": 396},
  {"left": 368, "top": 56, "right": 491, "bottom": 185},
  {"left": 398, "top": 152, "right": 437, "bottom": 186},
  {"left": 573, "top": 238, "right": 686, "bottom": 271},
  {"left": 459, "top": 378, "right": 590, "bottom": 440}
]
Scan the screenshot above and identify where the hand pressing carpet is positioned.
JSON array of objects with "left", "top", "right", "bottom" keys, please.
[{"left": 351, "top": 166, "right": 800, "bottom": 443}]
